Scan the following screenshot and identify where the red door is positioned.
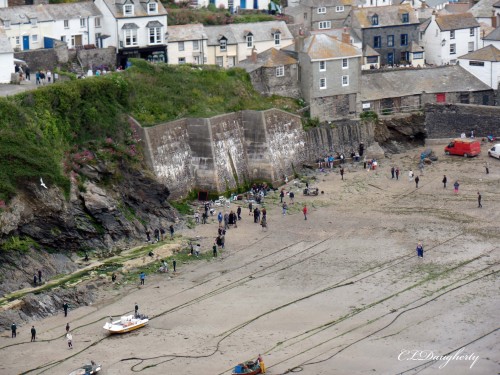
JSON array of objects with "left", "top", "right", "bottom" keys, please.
[{"left": 436, "top": 93, "right": 446, "bottom": 103}]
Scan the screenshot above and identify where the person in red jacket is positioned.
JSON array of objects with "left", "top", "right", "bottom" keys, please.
[{"left": 303, "top": 205, "right": 308, "bottom": 220}]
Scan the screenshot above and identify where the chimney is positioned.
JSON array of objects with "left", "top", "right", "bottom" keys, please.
[
  {"left": 342, "top": 27, "right": 350, "bottom": 44},
  {"left": 251, "top": 46, "right": 257, "bottom": 63},
  {"left": 492, "top": 10, "right": 497, "bottom": 29},
  {"left": 295, "top": 36, "right": 304, "bottom": 52}
]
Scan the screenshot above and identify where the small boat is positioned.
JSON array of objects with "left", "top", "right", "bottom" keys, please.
[
  {"left": 68, "top": 361, "right": 102, "bottom": 375},
  {"left": 103, "top": 314, "right": 148, "bottom": 334},
  {"left": 232, "top": 360, "right": 262, "bottom": 375}
]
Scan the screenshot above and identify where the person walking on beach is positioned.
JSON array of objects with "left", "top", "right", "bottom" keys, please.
[
  {"left": 38, "top": 269, "right": 42, "bottom": 283},
  {"left": 140, "top": 272, "right": 146, "bottom": 285},
  {"left": 477, "top": 192, "right": 482, "bottom": 208},
  {"left": 66, "top": 323, "right": 70, "bottom": 334},
  {"left": 33, "top": 273, "right": 37, "bottom": 286},
  {"left": 67, "top": 333, "right": 73, "bottom": 349},
  {"left": 454, "top": 181, "right": 460, "bottom": 194},
  {"left": 212, "top": 243, "right": 218, "bottom": 257},
  {"left": 31, "top": 326, "right": 36, "bottom": 342},
  {"left": 303, "top": 205, "right": 308, "bottom": 220},
  {"left": 63, "top": 302, "right": 69, "bottom": 317},
  {"left": 169, "top": 225, "right": 174, "bottom": 240},
  {"left": 135, "top": 303, "right": 139, "bottom": 315},
  {"left": 11, "top": 323, "right": 16, "bottom": 338},
  {"left": 395, "top": 168, "right": 400, "bottom": 180},
  {"left": 282, "top": 202, "right": 288, "bottom": 216},
  {"left": 340, "top": 167, "right": 344, "bottom": 181},
  {"left": 442, "top": 175, "right": 447, "bottom": 188},
  {"left": 280, "top": 190, "right": 284, "bottom": 203},
  {"left": 416, "top": 242, "right": 424, "bottom": 258},
  {"left": 415, "top": 176, "right": 420, "bottom": 189},
  {"left": 172, "top": 259, "right": 177, "bottom": 272},
  {"left": 237, "top": 206, "right": 241, "bottom": 220},
  {"left": 391, "top": 167, "right": 395, "bottom": 179}
]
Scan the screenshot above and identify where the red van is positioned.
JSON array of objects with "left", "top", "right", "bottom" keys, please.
[{"left": 444, "top": 139, "right": 481, "bottom": 157}]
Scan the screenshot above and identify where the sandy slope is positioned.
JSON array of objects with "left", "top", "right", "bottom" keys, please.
[{"left": 0, "top": 143, "right": 499, "bottom": 375}]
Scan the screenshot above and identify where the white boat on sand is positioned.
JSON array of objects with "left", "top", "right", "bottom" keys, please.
[{"left": 103, "top": 314, "right": 148, "bottom": 334}]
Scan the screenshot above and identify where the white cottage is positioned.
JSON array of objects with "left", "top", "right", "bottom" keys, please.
[
  {"left": 167, "top": 24, "right": 208, "bottom": 65},
  {"left": 458, "top": 44, "right": 500, "bottom": 89},
  {"left": 93, "top": 0, "right": 168, "bottom": 67},
  {"left": 0, "top": 29, "right": 13, "bottom": 83},
  {"left": 421, "top": 12, "right": 480, "bottom": 65}
]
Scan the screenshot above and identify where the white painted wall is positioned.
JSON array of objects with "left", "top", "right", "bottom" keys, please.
[
  {"left": 51, "top": 16, "right": 102, "bottom": 47},
  {"left": 184, "top": 0, "right": 269, "bottom": 11},
  {"left": 235, "top": 38, "right": 293, "bottom": 61},
  {"left": 458, "top": 58, "right": 500, "bottom": 89},
  {"left": 168, "top": 39, "right": 208, "bottom": 65},
  {"left": 3, "top": 21, "right": 54, "bottom": 50},
  {"left": 93, "top": 0, "right": 116, "bottom": 48},
  {"left": 0, "top": 51, "right": 13, "bottom": 83},
  {"left": 482, "top": 39, "right": 500, "bottom": 49},
  {"left": 0, "top": 0, "right": 7, "bottom": 8},
  {"left": 357, "top": 0, "right": 393, "bottom": 7}
]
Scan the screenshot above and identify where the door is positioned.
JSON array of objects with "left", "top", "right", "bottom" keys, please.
[
  {"left": 228, "top": 56, "right": 235, "bottom": 67},
  {"left": 240, "top": 0, "right": 246, "bottom": 9},
  {"left": 436, "top": 93, "right": 446, "bottom": 103},
  {"left": 253, "top": 0, "right": 258, "bottom": 8},
  {"left": 23, "top": 35, "right": 30, "bottom": 50},
  {"left": 387, "top": 53, "right": 393, "bottom": 65},
  {"left": 482, "top": 95, "right": 489, "bottom": 105}
]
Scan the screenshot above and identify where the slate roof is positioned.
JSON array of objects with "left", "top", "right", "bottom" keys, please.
[
  {"left": 350, "top": 4, "right": 419, "bottom": 29},
  {"left": 0, "top": 2, "right": 101, "bottom": 24},
  {"left": 425, "top": 0, "right": 449, "bottom": 8},
  {"left": 299, "top": 0, "right": 353, "bottom": 7},
  {"left": 458, "top": 44, "right": 500, "bottom": 61},
  {"left": 363, "top": 44, "right": 379, "bottom": 57},
  {"left": 167, "top": 24, "right": 207, "bottom": 42},
  {"left": 100, "top": 0, "right": 167, "bottom": 18},
  {"left": 435, "top": 13, "right": 480, "bottom": 31},
  {"left": 301, "top": 33, "right": 362, "bottom": 60},
  {"left": 310, "top": 27, "right": 362, "bottom": 46},
  {"left": 205, "top": 21, "right": 293, "bottom": 46},
  {"left": 237, "top": 48, "right": 298, "bottom": 72},
  {"left": 469, "top": 0, "right": 499, "bottom": 18},
  {"left": 442, "top": 3, "right": 472, "bottom": 14},
  {"left": 484, "top": 26, "right": 500, "bottom": 40},
  {"left": 495, "top": 0, "right": 500, "bottom": 6},
  {"left": 0, "top": 29, "right": 13, "bottom": 54},
  {"left": 360, "top": 65, "right": 491, "bottom": 101}
]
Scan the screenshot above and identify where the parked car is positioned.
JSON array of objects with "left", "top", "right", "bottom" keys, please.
[
  {"left": 444, "top": 139, "right": 481, "bottom": 157},
  {"left": 488, "top": 144, "right": 500, "bottom": 159}
]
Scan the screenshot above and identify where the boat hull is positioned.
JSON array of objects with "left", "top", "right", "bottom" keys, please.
[{"left": 103, "top": 315, "right": 149, "bottom": 334}]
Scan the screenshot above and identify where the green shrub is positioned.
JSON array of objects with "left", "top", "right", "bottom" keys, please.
[{"left": 1, "top": 236, "right": 39, "bottom": 253}]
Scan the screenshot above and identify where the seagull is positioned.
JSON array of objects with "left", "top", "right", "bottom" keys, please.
[{"left": 40, "top": 178, "right": 48, "bottom": 189}]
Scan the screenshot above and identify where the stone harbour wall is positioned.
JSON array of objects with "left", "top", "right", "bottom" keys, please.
[{"left": 425, "top": 103, "right": 500, "bottom": 139}]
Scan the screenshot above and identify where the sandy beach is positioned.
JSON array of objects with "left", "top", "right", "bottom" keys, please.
[{"left": 0, "top": 143, "right": 498, "bottom": 375}]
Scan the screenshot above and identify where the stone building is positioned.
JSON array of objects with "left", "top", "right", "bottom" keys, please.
[
  {"left": 297, "top": 33, "right": 362, "bottom": 121},
  {"left": 237, "top": 47, "right": 300, "bottom": 98},
  {"left": 348, "top": 4, "right": 420, "bottom": 66}
]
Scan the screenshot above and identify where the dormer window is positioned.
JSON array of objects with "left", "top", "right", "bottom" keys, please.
[
  {"left": 30, "top": 17, "right": 37, "bottom": 27},
  {"left": 402, "top": 13, "right": 409, "bottom": 23},
  {"left": 274, "top": 31, "right": 281, "bottom": 45},
  {"left": 124, "top": 4, "right": 134, "bottom": 16},
  {"left": 371, "top": 15, "right": 378, "bottom": 26},
  {"left": 148, "top": 2, "right": 158, "bottom": 14},
  {"left": 220, "top": 38, "right": 227, "bottom": 52},
  {"left": 246, "top": 34, "right": 253, "bottom": 48},
  {"left": 4, "top": 20, "right": 10, "bottom": 29}
]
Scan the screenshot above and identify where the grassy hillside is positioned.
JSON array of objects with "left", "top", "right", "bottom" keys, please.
[{"left": 0, "top": 60, "right": 300, "bottom": 203}]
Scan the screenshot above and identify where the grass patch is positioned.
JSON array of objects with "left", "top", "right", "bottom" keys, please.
[{"left": 0, "top": 236, "right": 39, "bottom": 253}]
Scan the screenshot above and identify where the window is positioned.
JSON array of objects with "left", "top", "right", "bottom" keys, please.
[
  {"left": 64, "top": 20, "right": 69, "bottom": 28},
  {"left": 148, "top": 2, "right": 158, "bottom": 14},
  {"left": 468, "top": 42, "right": 474, "bottom": 52},
  {"left": 149, "top": 27, "right": 162, "bottom": 44},
  {"left": 274, "top": 32, "right": 281, "bottom": 45},
  {"left": 246, "top": 35, "right": 253, "bottom": 48},
  {"left": 450, "top": 43, "right": 456, "bottom": 54},
  {"left": 372, "top": 15, "right": 378, "bottom": 26},
  {"left": 32, "top": 34, "right": 38, "bottom": 43},
  {"left": 336, "top": 5, "right": 344, "bottom": 12},
  {"left": 413, "top": 52, "right": 423, "bottom": 59},
  {"left": 367, "top": 56, "right": 378, "bottom": 64},
  {"left": 317, "top": 7, "right": 326, "bottom": 14},
  {"left": 124, "top": 29, "right": 138, "bottom": 46},
  {"left": 61, "top": 35, "right": 66, "bottom": 43},
  {"left": 179, "top": 41, "right": 185, "bottom": 51},
  {"left": 470, "top": 28, "right": 474, "bottom": 36},
  {"left": 469, "top": 60, "right": 484, "bottom": 66},
  {"left": 15, "top": 36, "right": 20, "bottom": 45},
  {"left": 450, "top": 30, "right": 455, "bottom": 39},
  {"left": 30, "top": 18, "right": 37, "bottom": 27},
  {"left": 304, "top": 13, "right": 307, "bottom": 20},
  {"left": 402, "top": 13, "right": 409, "bottom": 23},
  {"left": 387, "top": 35, "right": 394, "bottom": 47},
  {"left": 178, "top": 57, "right": 186, "bottom": 64},
  {"left": 319, "top": 78, "right": 326, "bottom": 89},
  {"left": 400, "top": 34, "right": 408, "bottom": 46},
  {"left": 220, "top": 39, "right": 227, "bottom": 52},
  {"left": 80, "top": 18, "right": 86, "bottom": 28},
  {"left": 319, "top": 60, "right": 326, "bottom": 71},
  {"left": 216, "top": 56, "right": 223, "bottom": 67},
  {"left": 374, "top": 36, "right": 381, "bottom": 48},
  {"left": 4, "top": 20, "right": 10, "bottom": 29},
  {"left": 276, "top": 65, "right": 284, "bottom": 77},
  {"left": 124, "top": 4, "right": 134, "bottom": 16},
  {"left": 95, "top": 17, "right": 101, "bottom": 28},
  {"left": 342, "top": 75, "right": 349, "bottom": 86},
  {"left": 318, "top": 21, "right": 331, "bottom": 29},
  {"left": 193, "top": 40, "right": 199, "bottom": 50},
  {"left": 342, "top": 58, "right": 348, "bottom": 69}
]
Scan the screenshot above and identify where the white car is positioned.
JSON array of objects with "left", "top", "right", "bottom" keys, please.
[{"left": 488, "top": 144, "right": 500, "bottom": 159}]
